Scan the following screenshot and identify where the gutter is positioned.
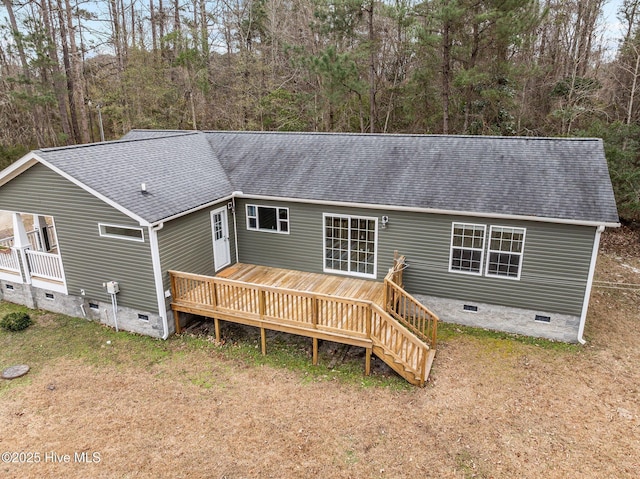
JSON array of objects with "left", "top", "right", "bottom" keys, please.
[
  {"left": 577, "top": 225, "right": 605, "bottom": 344},
  {"left": 230, "top": 193, "right": 621, "bottom": 229},
  {"left": 149, "top": 192, "right": 620, "bottom": 229}
]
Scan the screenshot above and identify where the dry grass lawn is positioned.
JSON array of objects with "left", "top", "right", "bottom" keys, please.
[{"left": 1, "top": 229, "right": 639, "bottom": 478}]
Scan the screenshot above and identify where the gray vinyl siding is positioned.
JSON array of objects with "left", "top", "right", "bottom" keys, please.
[
  {"left": 158, "top": 202, "right": 236, "bottom": 294},
  {"left": 0, "top": 163, "right": 157, "bottom": 312},
  {"left": 235, "top": 198, "right": 596, "bottom": 316}
]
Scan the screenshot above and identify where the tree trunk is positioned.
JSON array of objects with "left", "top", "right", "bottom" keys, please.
[
  {"left": 200, "top": 0, "right": 209, "bottom": 59},
  {"left": 65, "top": 0, "right": 90, "bottom": 143},
  {"left": 109, "top": 0, "right": 124, "bottom": 70},
  {"left": 368, "top": 0, "right": 375, "bottom": 133},
  {"left": 150, "top": 0, "right": 158, "bottom": 53},
  {"left": 159, "top": 0, "right": 166, "bottom": 53},
  {"left": 3, "top": 0, "right": 30, "bottom": 82},
  {"left": 627, "top": 44, "right": 640, "bottom": 126},
  {"left": 441, "top": 0, "right": 451, "bottom": 135},
  {"left": 3, "top": 0, "right": 46, "bottom": 146},
  {"left": 173, "top": 0, "right": 181, "bottom": 55},
  {"left": 57, "top": 0, "right": 81, "bottom": 143},
  {"left": 43, "top": 0, "right": 73, "bottom": 143},
  {"left": 120, "top": 0, "right": 129, "bottom": 55}
]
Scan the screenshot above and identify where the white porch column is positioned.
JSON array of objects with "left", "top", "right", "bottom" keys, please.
[{"left": 12, "top": 213, "right": 32, "bottom": 284}]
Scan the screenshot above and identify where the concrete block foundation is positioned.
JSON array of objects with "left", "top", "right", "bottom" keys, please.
[
  {"left": 414, "top": 294, "right": 581, "bottom": 343},
  {"left": 0, "top": 279, "right": 172, "bottom": 339}
]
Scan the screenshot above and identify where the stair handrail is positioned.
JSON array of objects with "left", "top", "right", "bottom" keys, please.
[
  {"left": 384, "top": 258, "right": 438, "bottom": 350},
  {"left": 370, "top": 303, "right": 429, "bottom": 386}
]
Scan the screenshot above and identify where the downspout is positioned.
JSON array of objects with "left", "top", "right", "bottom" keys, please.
[
  {"left": 577, "top": 225, "right": 605, "bottom": 344},
  {"left": 231, "top": 191, "right": 243, "bottom": 264},
  {"left": 232, "top": 197, "right": 240, "bottom": 264},
  {"left": 148, "top": 222, "right": 170, "bottom": 339}
]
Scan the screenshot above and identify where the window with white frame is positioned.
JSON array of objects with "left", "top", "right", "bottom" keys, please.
[
  {"left": 323, "top": 214, "right": 377, "bottom": 278},
  {"left": 449, "top": 223, "right": 486, "bottom": 275},
  {"left": 485, "top": 226, "right": 526, "bottom": 279},
  {"left": 246, "top": 205, "right": 289, "bottom": 233},
  {"left": 98, "top": 223, "right": 144, "bottom": 242}
]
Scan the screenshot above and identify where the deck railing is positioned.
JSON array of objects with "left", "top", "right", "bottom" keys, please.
[
  {"left": 384, "top": 256, "right": 438, "bottom": 350},
  {"left": 170, "top": 272, "right": 373, "bottom": 339},
  {"left": 170, "top": 270, "right": 430, "bottom": 385},
  {"left": 0, "top": 248, "right": 21, "bottom": 273},
  {"left": 26, "top": 250, "right": 63, "bottom": 281}
]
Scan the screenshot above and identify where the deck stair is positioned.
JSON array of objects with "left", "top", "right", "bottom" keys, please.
[{"left": 170, "top": 256, "right": 438, "bottom": 386}]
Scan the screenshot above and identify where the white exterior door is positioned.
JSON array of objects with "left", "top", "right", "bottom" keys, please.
[{"left": 211, "top": 207, "right": 231, "bottom": 271}]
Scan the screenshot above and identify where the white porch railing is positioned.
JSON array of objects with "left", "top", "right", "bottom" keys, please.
[
  {"left": 26, "top": 250, "right": 64, "bottom": 281},
  {"left": 0, "top": 226, "right": 57, "bottom": 251},
  {"left": 27, "top": 230, "right": 42, "bottom": 250},
  {"left": 0, "top": 249, "right": 21, "bottom": 273}
]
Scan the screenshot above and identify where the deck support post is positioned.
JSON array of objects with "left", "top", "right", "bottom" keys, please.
[
  {"left": 260, "top": 327, "right": 267, "bottom": 355},
  {"left": 173, "top": 309, "right": 182, "bottom": 334},
  {"left": 420, "top": 348, "right": 428, "bottom": 387},
  {"left": 214, "top": 317, "right": 221, "bottom": 343},
  {"left": 365, "top": 347, "right": 372, "bottom": 376},
  {"left": 312, "top": 338, "right": 318, "bottom": 365}
]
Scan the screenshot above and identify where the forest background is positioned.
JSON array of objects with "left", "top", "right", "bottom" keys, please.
[{"left": 1, "top": 0, "right": 640, "bottom": 219}]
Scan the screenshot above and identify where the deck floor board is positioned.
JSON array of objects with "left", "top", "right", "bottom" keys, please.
[{"left": 217, "top": 263, "right": 385, "bottom": 306}]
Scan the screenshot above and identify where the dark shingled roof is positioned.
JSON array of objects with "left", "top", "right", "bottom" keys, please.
[
  {"left": 36, "top": 132, "right": 232, "bottom": 224},
  {"left": 32, "top": 130, "right": 619, "bottom": 225},
  {"left": 206, "top": 131, "right": 619, "bottom": 224}
]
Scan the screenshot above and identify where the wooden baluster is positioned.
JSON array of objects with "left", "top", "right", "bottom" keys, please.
[
  {"left": 312, "top": 297, "right": 318, "bottom": 329},
  {"left": 259, "top": 289, "right": 266, "bottom": 318}
]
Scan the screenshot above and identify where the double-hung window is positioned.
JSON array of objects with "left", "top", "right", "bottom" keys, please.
[
  {"left": 485, "top": 226, "right": 526, "bottom": 279},
  {"left": 246, "top": 205, "right": 289, "bottom": 233},
  {"left": 449, "top": 222, "right": 526, "bottom": 279},
  {"left": 449, "top": 223, "right": 486, "bottom": 275},
  {"left": 323, "top": 214, "right": 377, "bottom": 278}
]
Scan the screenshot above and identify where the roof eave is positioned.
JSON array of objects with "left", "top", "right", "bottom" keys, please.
[
  {"left": 0, "top": 152, "right": 40, "bottom": 188},
  {"left": 234, "top": 192, "right": 620, "bottom": 228}
]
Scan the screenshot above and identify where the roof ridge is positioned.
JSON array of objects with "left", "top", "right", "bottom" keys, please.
[
  {"left": 202, "top": 130, "right": 601, "bottom": 142},
  {"left": 39, "top": 131, "right": 201, "bottom": 153}
]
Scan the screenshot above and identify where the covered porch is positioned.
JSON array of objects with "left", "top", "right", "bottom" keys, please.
[{"left": 0, "top": 211, "right": 65, "bottom": 293}]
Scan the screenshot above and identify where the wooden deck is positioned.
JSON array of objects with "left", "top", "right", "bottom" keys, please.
[
  {"left": 170, "top": 259, "right": 437, "bottom": 386},
  {"left": 217, "top": 263, "right": 385, "bottom": 307}
]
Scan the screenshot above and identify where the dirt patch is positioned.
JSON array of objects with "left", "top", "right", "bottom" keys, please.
[
  {"left": 185, "top": 318, "right": 397, "bottom": 377},
  {"left": 601, "top": 223, "right": 640, "bottom": 257},
  {"left": 1, "top": 238, "right": 639, "bottom": 478}
]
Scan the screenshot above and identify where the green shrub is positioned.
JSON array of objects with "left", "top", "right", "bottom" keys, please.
[{"left": 0, "top": 312, "right": 32, "bottom": 332}]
